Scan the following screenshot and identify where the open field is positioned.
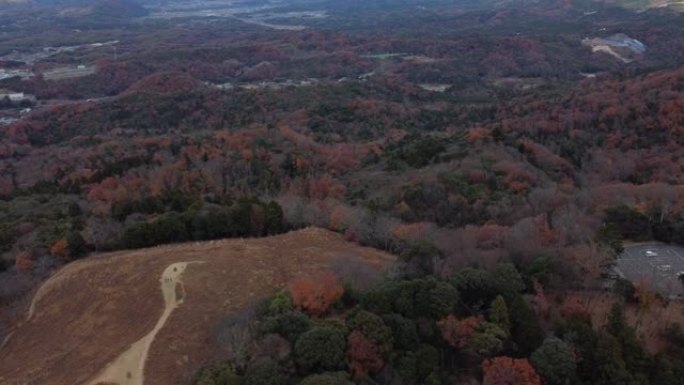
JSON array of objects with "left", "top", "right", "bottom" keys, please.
[
  {"left": 43, "top": 66, "right": 96, "bottom": 81},
  {"left": 0, "top": 228, "right": 394, "bottom": 385},
  {"left": 616, "top": 243, "right": 684, "bottom": 299}
]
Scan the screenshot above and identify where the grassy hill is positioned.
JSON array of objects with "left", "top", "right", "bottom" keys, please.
[{"left": 0, "top": 228, "right": 394, "bottom": 385}]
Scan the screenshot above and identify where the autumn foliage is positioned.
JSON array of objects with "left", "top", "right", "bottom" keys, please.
[
  {"left": 290, "top": 272, "right": 344, "bottom": 317},
  {"left": 14, "top": 252, "right": 33, "bottom": 271},
  {"left": 634, "top": 278, "right": 658, "bottom": 309},
  {"left": 346, "top": 330, "right": 385, "bottom": 375},
  {"left": 482, "top": 357, "right": 541, "bottom": 385},
  {"left": 437, "top": 315, "right": 483, "bottom": 348},
  {"left": 50, "top": 239, "right": 68, "bottom": 260}
]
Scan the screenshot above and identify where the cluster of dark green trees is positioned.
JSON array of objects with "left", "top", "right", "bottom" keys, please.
[
  {"left": 599, "top": 204, "right": 684, "bottom": 253},
  {"left": 195, "top": 261, "right": 684, "bottom": 385},
  {"left": 121, "top": 199, "right": 283, "bottom": 249}
]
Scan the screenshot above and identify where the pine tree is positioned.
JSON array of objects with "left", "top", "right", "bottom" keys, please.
[{"left": 489, "top": 295, "right": 511, "bottom": 334}]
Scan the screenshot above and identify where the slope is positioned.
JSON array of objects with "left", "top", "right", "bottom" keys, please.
[{"left": 0, "top": 227, "right": 395, "bottom": 385}]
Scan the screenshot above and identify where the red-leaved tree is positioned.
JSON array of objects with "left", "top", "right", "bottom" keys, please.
[
  {"left": 482, "top": 356, "right": 541, "bottom": 385},
  {"left": 437, "top": 315, "right": 483, "bottom": 348},
  {"left": 50, "top": 239, "right": 68, "bottom": 260},
  {"left": 14, "top": 252, "right": 33, "bottom": 271},
  {"left": 347, "top": 330, "right": 384, "bottom": 375},
  {"left": 290, "top": 272, "right": 344, "bottom": 317}
]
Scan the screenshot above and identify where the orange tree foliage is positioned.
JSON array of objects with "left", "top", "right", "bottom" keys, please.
[
  {"left": 437, "top": 315, "right": 483, "bottom": 348},
  {"left": 14, "top": 252, "right": 33, "bottom": 271},
  {"left": 290, "top": 272, "right": 344, "bottom": 317},
  {"left": 346, "top": 330, "right": 384, "bottom": 375},
  {"left": 50, "top": 239, "right": 68, "bottom": 260},
  {"left": 482, "top": 357, "right": 541, "bottom": 385}
]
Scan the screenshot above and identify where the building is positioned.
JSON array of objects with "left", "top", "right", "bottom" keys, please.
[
  {"left": 0, "top": 92, "right": 36, "bottom": 103},
  {"left": 0, "top": 68, "right": 34, "bottom": 81}
]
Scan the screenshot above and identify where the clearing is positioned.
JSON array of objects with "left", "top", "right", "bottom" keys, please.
[
  {"left": 0, "top": 228, "right": 394, "bottom": 385},
  {"left": 43, "top": 66, "right": 96, "bottom": 81}
]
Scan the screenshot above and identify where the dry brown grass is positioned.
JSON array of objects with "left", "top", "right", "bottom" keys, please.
[{"left": 0, "top": 227, "right": 395, "bottom": 385}]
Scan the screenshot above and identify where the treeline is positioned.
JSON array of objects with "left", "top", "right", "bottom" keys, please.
[
  {"left": 196, "top": 262, "right": 684, "bottom": 385},
  {"left": 599, "top": 204, "right": 684, "bottom": 252},
  {"left": 121, "top": 199, "right": 284, "bottom": 249}
]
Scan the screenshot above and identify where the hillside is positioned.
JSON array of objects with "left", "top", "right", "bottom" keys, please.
[
  {"left": 0, "top": 228, "right": 394, "bottom": 385},
  {"left": 1, "top": 1, "right": 684, "bottom": 383}
]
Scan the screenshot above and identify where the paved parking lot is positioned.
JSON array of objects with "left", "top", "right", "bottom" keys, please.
[{"left": 616, "top": 243, "right": 684, "bottom": 299}]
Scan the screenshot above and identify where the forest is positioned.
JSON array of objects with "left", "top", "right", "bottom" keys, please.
[
  {"left": 1, "top": 0, "right": 684, "bottom": 384},
  {"left": 194, "top": 265, "right": 684, "bottom": 385}
]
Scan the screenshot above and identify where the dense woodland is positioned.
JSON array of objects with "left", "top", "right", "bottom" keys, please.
[
  {"left": 1, "top": 0, "right": 684, "bottom": 383},
  {"left": 195, "top": 266, "right": 684, "bottom": 385}
]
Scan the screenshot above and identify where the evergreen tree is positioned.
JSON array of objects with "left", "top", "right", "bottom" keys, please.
[
  {"left": 510, "top": 295, "right": 544, "bottom": 355},
  {"left": 530, "top": 337, "right": 577, "bottom": 385},
  {"left": 489, "top": 295, "right": 510, "bottom": 334}
]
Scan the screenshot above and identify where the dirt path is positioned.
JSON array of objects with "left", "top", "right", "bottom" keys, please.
[
  {"left": 591, "top": 45, "right": 633, "bottom": 63},
  {"left": 88, "top": 262, "right": 197, "bottom": 385}
]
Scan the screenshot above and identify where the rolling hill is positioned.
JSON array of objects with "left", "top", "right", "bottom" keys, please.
[{"left": 0, "top": 228, "right": 394, "bottom": 385}]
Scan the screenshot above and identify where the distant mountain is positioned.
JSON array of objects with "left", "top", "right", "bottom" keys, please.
[
  {"left": 90, "top": 0, "right": 149, "bottom": 18},
  {"left": 594, "top": 0, "right": 684, "bottom": 10},
  {"left": 5, "top": 0, "right": 149, "bottom": 18}
]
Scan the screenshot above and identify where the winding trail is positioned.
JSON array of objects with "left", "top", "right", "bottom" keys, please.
[
  {"left": 0, "top": 228, "right": 395, "bottom": 385},
  {"left": 88, "top": 261, "right": 199, "bottom": 385},
  {"left": 591, "top": 45, "right": 633, "bottom": 63}
]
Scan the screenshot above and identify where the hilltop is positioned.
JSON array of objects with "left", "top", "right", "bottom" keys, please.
[{"left": 0, "top": 228, "right": 394, "bottom": 385}]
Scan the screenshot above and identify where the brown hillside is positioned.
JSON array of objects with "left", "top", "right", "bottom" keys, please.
[{"left": 0, "top": 228, "right": 395, "bottom": 385}]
